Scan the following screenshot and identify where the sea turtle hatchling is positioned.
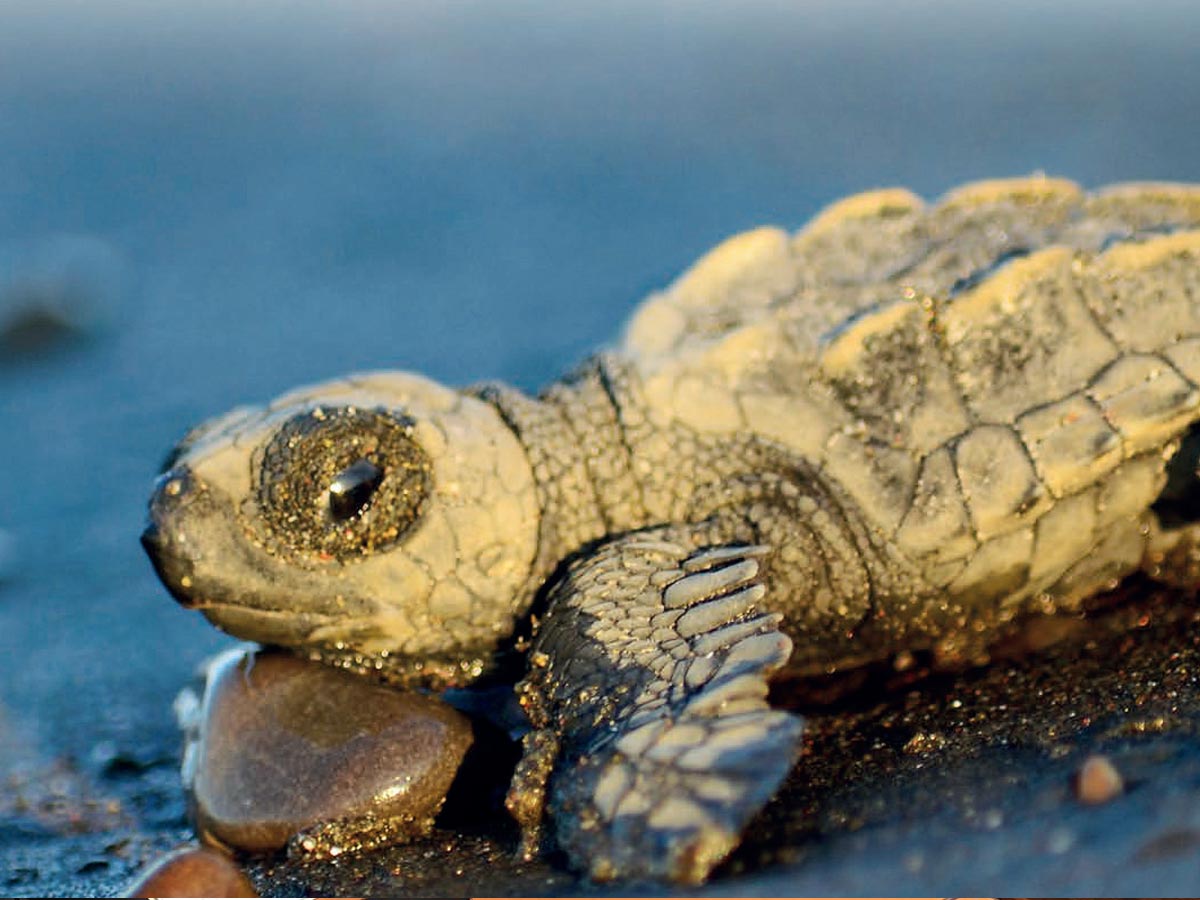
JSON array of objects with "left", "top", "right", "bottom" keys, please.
[{"left": 143, "top": 176, "right": 1200, "bottom": 883}]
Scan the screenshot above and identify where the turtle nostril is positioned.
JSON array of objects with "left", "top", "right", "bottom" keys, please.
[{"left": 152, "top": 466, "right": 194, "bottom": 508}]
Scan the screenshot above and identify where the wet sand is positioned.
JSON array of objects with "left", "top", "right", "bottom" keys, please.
[{"left": 10, "top": 586, "right": 1200, "bottom": 897}]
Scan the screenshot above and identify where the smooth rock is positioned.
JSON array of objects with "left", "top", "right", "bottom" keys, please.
[
  {"left": 179, "top": 647, "right": 473, "bottom": 856},
  {"left": 124, "top": 845, "right": 257, "bottom": 898}
]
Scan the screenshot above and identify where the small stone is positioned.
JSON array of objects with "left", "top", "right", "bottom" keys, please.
[
  {"left": 1074, "top": 753, "right": 1124, "bottom": 805},
  {"left": 0, "top": 234, "right": 126, "bottom": 358},
  {"left": 123, "top": 845, "right": 257, "bottom": 898},
  {"left": 182, "top": 647, "right": 473, "bottom": 855}
]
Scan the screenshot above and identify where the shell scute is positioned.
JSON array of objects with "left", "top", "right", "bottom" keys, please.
[
  {"left": 953, "top": 425, "right": 1051, "bottom": 542},
  {"left": 1078, "top": 230, "right": 1200, "bottom": 353},
  {"left": 1164, "top": 337, "right": 1200, "bottom": 385},
  {"left": 1088, "top": 354, "right": 1200, "bottom": 456},
  {"left": 939, "top": 246, "right": 1118, "bottom": 424},
  {"left": 893, "top": 446, "right": 976, "bottom": 562},
  {"left": 623, "top": 227, "right": 794, "bottom": 360},
  {"left": 818, "top": 297, "right": 969, "bottom": 453},
  {"left": 1030, "top": 489, "right": 1099, "bottom": 586},
  {"left": 1016, "top": 394, "right": 1122, "bottom": 498}
]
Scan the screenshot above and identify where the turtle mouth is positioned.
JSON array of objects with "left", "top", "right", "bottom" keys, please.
[
  {"left": 193, "top": 600, "right": 347, "bottom": 647},
  {"left": 142, "top": 519, "right": 365, "bottom": 648}
]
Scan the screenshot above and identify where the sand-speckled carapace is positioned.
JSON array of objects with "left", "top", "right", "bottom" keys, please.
[{"left": 144, "top": 177, "right": 1200, "bottom": 883}]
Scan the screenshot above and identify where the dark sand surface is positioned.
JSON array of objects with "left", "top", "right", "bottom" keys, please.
[{"left": 3, "top": 2, "right": 1200, "bottom": 895}]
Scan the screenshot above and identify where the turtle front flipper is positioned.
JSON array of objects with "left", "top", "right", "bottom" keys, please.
[{"left": 506, "top": 529, "right": 801, "bottom": 884}]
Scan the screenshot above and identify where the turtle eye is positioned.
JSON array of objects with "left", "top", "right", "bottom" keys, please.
[
  {"left": 329, "top": 458, "right": 384, "bottom": 521},
  {"left": 256, "top": 405, "right": 430, "bottom": 560}
]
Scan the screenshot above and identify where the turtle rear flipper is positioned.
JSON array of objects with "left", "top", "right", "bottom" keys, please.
[{"left": 507, "top": 530, "right": 802, "bottom": 883}]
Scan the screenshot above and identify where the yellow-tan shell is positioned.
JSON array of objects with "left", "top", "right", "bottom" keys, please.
[{"left": 621, "top": 177, "right": 1200, "bottom": 609}]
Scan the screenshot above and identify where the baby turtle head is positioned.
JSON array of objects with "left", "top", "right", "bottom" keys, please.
[{"left": 142, "top": 371, "right": 540, "bottom": 685}]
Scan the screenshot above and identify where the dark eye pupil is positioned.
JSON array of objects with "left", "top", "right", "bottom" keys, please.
[{"left": 329, "top": 458, "right": 384, "bottom": 521}]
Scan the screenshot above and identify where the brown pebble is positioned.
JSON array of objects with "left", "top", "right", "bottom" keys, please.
[
  {"left": 124, "top": 845, "right": 257, "bottom": 898},
  {"left": 180, "top": 647, "right": 473, "bottom": 855},
  {"left": 1075, "top": 753, "right": 1124, "bottom": 804}
]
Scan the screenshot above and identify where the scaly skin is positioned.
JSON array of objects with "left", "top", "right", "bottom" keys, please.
[
  {"left": 144, "top": 177, "right": 1200, "bottom": 883},
  {"left": 483, "top": 359, "right": 932, "bottom": 673}
]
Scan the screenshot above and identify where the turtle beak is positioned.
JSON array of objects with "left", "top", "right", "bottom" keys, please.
[{"left": 142, "top": 466, "right": 202, "bottom": 608}]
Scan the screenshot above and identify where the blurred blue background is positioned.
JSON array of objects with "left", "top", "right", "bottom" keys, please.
[{"left": 1, "top": 0, "right": 1199, "bottom": 893}]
